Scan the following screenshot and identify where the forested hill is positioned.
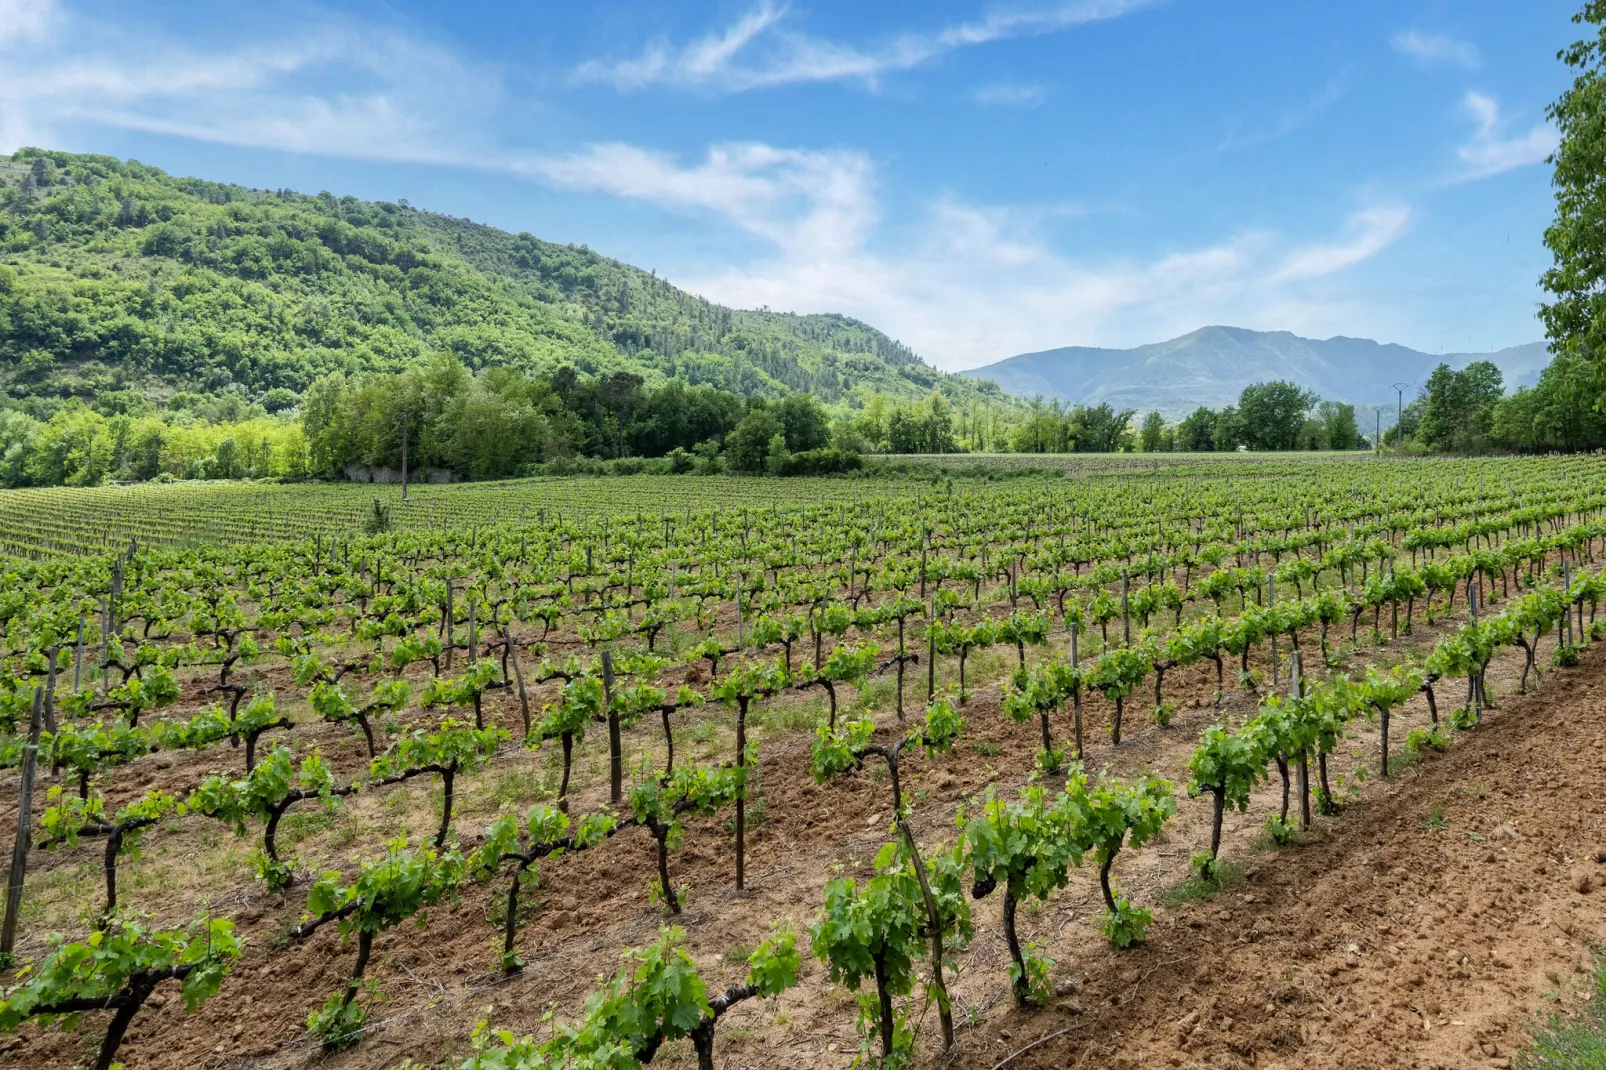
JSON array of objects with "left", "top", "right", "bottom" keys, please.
[{"left": 0, "top": 147, "right": 1008, "bottom": 410}]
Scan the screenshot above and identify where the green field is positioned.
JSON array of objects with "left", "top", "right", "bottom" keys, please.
[
  {"left": 0, "top": 452, "right": 1601, "bottom": 1069},
  {"left": 0, "top": 450, "right": 1564, "bottom": 557}
]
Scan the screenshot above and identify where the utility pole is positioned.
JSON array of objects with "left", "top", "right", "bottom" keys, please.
[
  {"left": 1375, "top": 411, "right": 1380, "bottom": 456},
  {"left": 1389, "top": 382, "right": 1411, "bottom": 452}
]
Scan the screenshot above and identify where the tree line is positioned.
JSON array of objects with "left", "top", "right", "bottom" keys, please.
[
  {"left": 1384, "top": 357, "right": 1606, "bottom": 454},
  {"left": 1002, "top": 381, "right": 1366, "bottom": 455}
]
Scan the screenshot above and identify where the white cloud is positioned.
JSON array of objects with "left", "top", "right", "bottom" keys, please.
[
  {"left": 529, "top": 139, "right": 1413, "bottom": 368},
  {"left": 0, "top": 0, "right": 56, "bottom": 46},
  {"left": 970, "top": 82, "right": 1049, "bottom": 107},
  {"left": 0, "top": 3, "right": 1421, "bottom": 371},
  {"left": 574, "top": 0, "right": 1163, "bottom": 93},
  {"left": 519, "top": 141, "right": 877, "bottom": 263},
  {"left": 1453, "top": 90, "right": 1557, "bottom": 182},
  {"left": 1391, "top": 30, "right": 1480, "bottom": 70},
  {"left": 1269, "top": 204, "right": 1411, "bottom": 282},
  {"left": 0, "top": 6, "right": 496, "bottom": 162}
]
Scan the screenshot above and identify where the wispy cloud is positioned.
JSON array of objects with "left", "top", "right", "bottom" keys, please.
[
  {"left": 1453, "top": 90, "right": 1556, "bottom": 182},
  {"left": 0, "top": 2, "right": 1422, "bottom": 369},
  {"left": 528, "top": 138, "right": 1413, "bottom": 367},
  {"left": 0, "top": 3, "right": 496, "bottom": 162},
  {"left": 573, "top": 0, "right": 1163, "bottom": 94},
  {"left": 1391, "top": 30, "right": 1480, "bottom": 70},
  {"left": 970, "top": 81, "right": 1049, "bottom": 107},
  {"left": 0, "top": 0, "right": 56, "bottom": 46},
  {"left": 1210, "top": 74, "right": 1348, "bottom": 154},
  {"left": 1269, "top": 203, "right": 1411, "bottom": 282}
]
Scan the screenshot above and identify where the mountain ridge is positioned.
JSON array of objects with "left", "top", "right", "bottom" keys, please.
[
  {"left": 961, "top": 325, "right": 1549, "bottom": 417},
  {"left": 0, "top": 147, "right": 1011, "bottom": 412}
]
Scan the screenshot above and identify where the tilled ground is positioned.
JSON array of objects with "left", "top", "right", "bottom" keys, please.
[
  {"left": 954, "top": 653, "right": 1606, "bottom": 1070},
  {"left": 0, "top": 601, "right": 1599, "bottom": 1070}
]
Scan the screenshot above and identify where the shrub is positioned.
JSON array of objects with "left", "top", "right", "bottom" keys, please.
[{"left": 779, "top": 447, "right": 862, "bottom": 476}]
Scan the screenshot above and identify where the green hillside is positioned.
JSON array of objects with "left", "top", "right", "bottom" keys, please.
[{"left": 0, "top": 147, "right": 1008, "bottom": 410}]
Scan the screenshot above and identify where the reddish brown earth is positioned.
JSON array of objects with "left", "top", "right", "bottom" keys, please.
[{"left": 0, "top": 602, "right": 1599, "bottom": 1070}]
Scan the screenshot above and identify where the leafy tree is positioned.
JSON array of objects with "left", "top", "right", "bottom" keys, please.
[
  {"left": 1139, "top": 411, "right": 1166, "bottom": 452},
  {"left": 1237, "top": 381, "right": 1316, "bottom": 450},
  {"left": 1492, "top": 350, "right": 1606, "bottom": 451},
  {"left": 776, "top": 393, "right": 830, "bottom": 452},
  {"left": 725, "top": 408, "right": 783, "bottom": 474},
  {"left": 1541, "top": 1, "right": 1606, "bottom": 394},
  {"left": 1072, "top": 402, "right": 1136, "bottom": 453},
  {"left": 1316, "top": 400, "right": 1361, "bottom": 450},
  {"left": 763, "top": 431, "right": 790, "bottom": 475},
  {"left": 1176, "top": 406, "right": 1218, "bottom": 451},
  {"left": 1417, "top": 362, "right": 1504, "bottom": 453},
  {"left": 1212, "top": 404, "right": 1244, "bottom": 450}
]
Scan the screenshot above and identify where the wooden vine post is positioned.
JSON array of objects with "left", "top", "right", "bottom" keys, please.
[
  {"left": 602, "top": 650, "right": 620, "bottom": 805},
  {"left": 1, "top": 687, "right": 43, "bottom": 961}
]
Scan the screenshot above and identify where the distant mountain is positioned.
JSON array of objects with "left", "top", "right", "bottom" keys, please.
[
  {"left": 0, "top": 148, "right": 1011, "bottom": 411},
  {"left": 960, "top": 326, "right": 1550, "bottom": 417}
]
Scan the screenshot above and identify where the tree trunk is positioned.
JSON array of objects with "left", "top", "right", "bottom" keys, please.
[
  {"left": 502, "top": 863, "right": 526, "bottom": 974},
  {"left": 435, "top": 766, "right": 456, "bottom": 849},
  {"left": 1318, "top": 750, "right": 1335, "bottom": 815},
  {"left": 102, "top": 827, "right": 123, "bottom": 922},
  {"left": 1003, "top": 886, "right": 1029, "bottom": 1006},
  {"left": 1276, "top": 754, "right": 1290, "bottom": 823},
  {"left": 558, "top": 733, "right": 573, "bottom": 801},
  {"left": 652, "top": 823, "right": 680, "bottom": 914},
  {"left": 1098, "top": 853, "right": 1118, "bottom": 912},
  {"left": 872, "top": 952, "right": 896, "bottom": 1060},
  {"left": 94, "top": 980, "right": 153, "bottom": 1070}
]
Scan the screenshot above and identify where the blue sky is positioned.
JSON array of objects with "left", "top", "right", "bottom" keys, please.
[{"left": 0, "top": 0, "right": 1573, "bottom": 370}]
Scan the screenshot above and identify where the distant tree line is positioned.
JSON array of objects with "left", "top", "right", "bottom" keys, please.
[
  {"left": 1002, "top": 401, "right": 1138, "bottom": 453},
  {"left": 1382, "top": 356, "right": 1606, "bottom": 454},
  {"left": 301, "top": 355, "right": 874, "bottom": 479},
  {"left": 1166, "top": 381, "right": 1363, "bottom": 452},
  {"left": 1000, "top": 381, "right": 1364, "bottom": 455}
]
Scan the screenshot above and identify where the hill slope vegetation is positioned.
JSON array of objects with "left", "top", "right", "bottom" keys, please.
[{"left": 0, "top": 148, "right": 1010, "bottom": 411}]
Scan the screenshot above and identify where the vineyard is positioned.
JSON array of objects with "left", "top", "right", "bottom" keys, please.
[{"left": 0, "top": 455, "right": 1601, "bottom": 1069}]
